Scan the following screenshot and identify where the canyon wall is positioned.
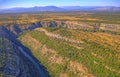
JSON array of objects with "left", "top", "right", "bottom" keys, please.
[
  {"left": 7, "top": 21, "right": 120, "bottom": 36},
  {"left": 0, "top": 26, "right": 49, "bottom": 77}
]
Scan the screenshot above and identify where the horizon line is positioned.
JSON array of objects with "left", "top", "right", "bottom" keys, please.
[{"left": 1, "top": 5, "right": 120, "bottom": 10}]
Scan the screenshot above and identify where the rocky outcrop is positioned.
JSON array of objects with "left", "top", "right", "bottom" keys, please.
[
  {"left": 6, "top": 21, "right": 120, "bottom": 37},
  {"left": 35, "top": 28, "right": 81, "bottom": 44},
  {"left": 100, "top": 23, "right": 120, "bottom": 31},
  {"left": 7, "top": 21, "right": 93, "bottom": 35},
  {"left": 8, "top": 24, "right": 22, "bottom": 35}
]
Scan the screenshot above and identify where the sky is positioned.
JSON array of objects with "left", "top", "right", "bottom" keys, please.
[{"left": 0, "top": 0, "right": 120, "bottom": 9}]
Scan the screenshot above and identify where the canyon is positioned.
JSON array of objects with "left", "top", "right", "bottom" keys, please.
[
  {"left": 0, "top": 26, "right": 49, "bottom": 77},
  {"left": 0, "top": 20, "right": 120, "bottom": 77}
]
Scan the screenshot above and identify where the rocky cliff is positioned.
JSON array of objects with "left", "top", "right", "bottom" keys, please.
[
  {"left": 0, "top": 26, "right": 49, "bottom": 77},
  {"left": 7, "top": 21, "right": 120, "bottom": 36}
]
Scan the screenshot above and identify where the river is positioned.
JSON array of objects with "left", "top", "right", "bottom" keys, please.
[{"left": 18, "top": 46, "right": 49, "bottom": 77}]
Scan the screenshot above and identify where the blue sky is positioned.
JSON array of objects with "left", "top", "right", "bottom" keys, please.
[{"left": 0, "top": 0, "right": 119, "bottom": 9}]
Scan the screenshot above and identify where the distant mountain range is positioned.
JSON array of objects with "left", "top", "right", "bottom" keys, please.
[
  {"left": 63, "top": 6, "right": 120, "bottom": 11},
  {"left": 0, "top": 6, "right": 120, "bottom": 13}
]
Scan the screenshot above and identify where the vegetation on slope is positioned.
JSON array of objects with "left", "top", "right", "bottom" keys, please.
[
  {"left": 0, "top": 38, "right": 6, "bottom": 77},
  {"left": 19, "top": 28, "right": 120, "bottom": 77}
]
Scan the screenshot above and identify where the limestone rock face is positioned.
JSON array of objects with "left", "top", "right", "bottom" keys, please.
[
  {"left": 5, "top": 21, "right": 120, "bottom": 36},
  {"left": 100, "top": 23, "right": 120, "bottom": 31}
]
